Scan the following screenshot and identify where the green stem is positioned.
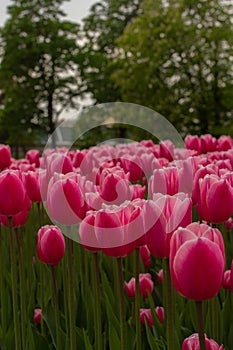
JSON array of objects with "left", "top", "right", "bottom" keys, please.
[
  {"left": 0, "top": 226, "right": 6, "bottom": 338},
  {"left": 37, "top": 202, "right": 42, "bottom": 227},
  {"left": 164, "top": 258, "right": 175, "bottom": 350},
  {"left": 195, "top": 301, "right": 206, "bottom": 350},
  {"left": 211, "top": 296, "right": 219, "bottom": 341},
  {"left": 51, "top": 265, "right": 62, "bottom": 350},
  {"left": 67, "top": 237, "right": 76, "bottom": 350},
  {"left": 9, "top": 217, "right": 21, "bottom": 350},
  {"left": 116, "top": 257, "right": 127, "bottom": 350},
  {"left": 15, "top": 229, "right": 26, "bottom": 349},
  {"left": 92, "top": 252, "right": 102, "bottom": 350},
  {"left": 134, "top": 248, "right": 141, "bottom": 350}
]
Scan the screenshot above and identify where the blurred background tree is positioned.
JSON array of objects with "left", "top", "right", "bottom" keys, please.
[
  {"left": 79, "top": 0, "right": 143, "bottom": 104},
  {"left": 0, "top": 0, "right": 233, "bottom": 151},
  {"left": 0, "top": 0, "right": 81, "bottom": 151},
  {"left": 112, "top": 0, "right": 233, "bottom": 136}
]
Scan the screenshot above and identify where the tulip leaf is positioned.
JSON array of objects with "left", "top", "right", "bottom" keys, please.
[
  {"left": 82, "top": 329, "right": 93, "bottom": 350},
  {"left": 109, "top": 323, "right": 121, "bottom": 350}
]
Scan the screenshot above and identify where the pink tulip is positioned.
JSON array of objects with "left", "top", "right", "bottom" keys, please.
[
  {"left": 99, "top": 172, "right": 130, "bottom": 204},
  {"left": 26, "top": 149, "right": 40, "bottom": 167},
  {"left": 124, "top": 273, "right": 154, "bottom": 299},
  {"left": 145, "top": 193, "right": 192, "bottom": 258},
  {"left": 0, "top": 171, "right": 25, "bottom": 216},
  {"left": 159, "top": 140, "right": 174, "bottom": 161},
  {"left": 0, "top": 144, "right": 11, "bottom": 169},
  {"left": 170, "top": 222, "right": 225, "bottom": 300},
  {"left": 120, "top": 155, "right": 143, "bottom": 182},
  {"left": 200, "top": 134, "right": 217, "bottom": 153},
  {"left": 139, "top": 306, "right": 164, "bottom": 327},
  {"left": 217, "top": 135, "right": 233, "bottom": 151},
  {"left": 33, "top": 308, "right": 42, "bottom": 324},
  {"left": 222, "top": 261, "right": 233, "bottom": 292},
  {"left": 185, "top": 135, "right": 202, "bottom": 155},
  {"left": 24, "top": 171, "right": 42, "bottom": 202},
  {"left": 155, "top": 306, "right": 164, "bottom": 323},
  {"left": 46, "top": 177, "right": 85, "bottom": 225},
  {"left": 79, "top": 212, "right": 100, "bottom": 252},
  {"left": 196, "top": 174, "right": 233, "bottom": 223},
  {"left": 139, "top": 245, "right": 151, "bottom": 268},
  {"left": 37, "top": 225, "right": 65, "bottom": 265},
  {"left": 157, "top": 269, "right": 163, "bottom": 283},
  {"left": 140, "top": 309, "right": 154, "bottom": 327},
  {"left": 0, "top": 208, "right": 29, "bottom": 228},
  {"left": 182, "top": 333, "right": 224, "bottom": 350}
]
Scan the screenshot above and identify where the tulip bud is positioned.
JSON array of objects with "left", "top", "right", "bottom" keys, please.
[
  {"left": 0, "top": 171, "right": 25, "bottom": 216},
  {"left": 37, "top": 225, "right": 65, "bottom": 265},
  {"left": 182, "top": 333, "right": 224, "bottom": 350},
  {"left": 33, "top": 308, "right": 42, "bottom": 324},
  {"left": 0, "top": 144, "right": 11, "bottom": 169}
]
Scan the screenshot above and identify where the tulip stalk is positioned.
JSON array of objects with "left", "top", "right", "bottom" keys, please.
[
  {"left": 116, "top": 257, "right": 127, "bottom": 350},
  {"left": 51, "top": 265, "right": 62, "bottom": 350},
  {"left": 163, "top": 258, "right": 175, "bottom": 350},
  {"left": 92, "top": 252, "right": 102, "bottom": 350},
  {"left": 9, "top": 217, "right": 22, "bottom": 350},
  {"left": 15, "top": 228, "right": 27, "bottom": 349},
  {"left": 67, "top": 237, "right": 76, "bottom": 350},
  {"left": 195, "top": 301, "right": 206, "bottom": 350},
  {"left": 134, "top": 248, "right": 141, "bottom": 350}
]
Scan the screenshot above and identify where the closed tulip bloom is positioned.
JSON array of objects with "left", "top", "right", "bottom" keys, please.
[
  {"left": 196, "top": 174, "right": 233, "bottom": 223},
  {"left": 157, "top": 269, "right": 163, "bottom": 283},
  {"left": 46, "top": 177, "right": 85, "bottom": 225},
  {"left": 99, "top": 172, "right": 130, "bottom": 204},
  {"left": 124, "top": 273, "right": 154, "bottom": 299},
  {"left": 182, "top": 333, "right": 224, "bottom": 350},
  {"left": 79, "top": 212, "right": 100, "bottom": 252},
  {"left": 0, "top": 208, "right": 29, "bottom": 228},
  {"left": 139, "top": 245, "right": 151, "bottom": 268},
  {"left": 217, "top": 135, "right": 233, "bottom": 152},
  {"left": 200, "top": 134, "right": 217, "bottom": 153},
  {"left": 155, "top": 306, "right": 164, "bottom": 324},
  {"left": 140, "top": 309, "right": 154, "bottom": 327},
  {"left": 145, "top": 193, "right": 192, "bottom": 258},
  {"left": 0, "top": 171, "right": 25, "bottom": 216},
  {"left": 139, "top": 307, "right": 164, "bottom": 327},
  {"left": 37, "top": 225, "right": 65, "bottom": 265},
  {"left": 26, "top": 149, "right": 40, "bottom": 167},
  {"left": 0, "top": 144, "right": 11, "bottom": 169},
  {"left": 33, "top": 308, "right": 42, "bottom": 324},
  {"left": 184, "top": 135, "right": 202, "bottom": 154},
  {"left": 24, "top": 171, "right": 42, "bottom": 202},
  {"left": 170, "top": 223, "right": 225, "bottom": 300},
  {"left": 222, "top": 261, "right": 233, "bottom": 292}
]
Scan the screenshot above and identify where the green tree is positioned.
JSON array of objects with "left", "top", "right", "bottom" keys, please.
[
  {"left": 79, "top": 0, "right": 143, "bottom": 104},
  {"left": 113, "top": 0, "right": 233, "bottom": 135},
  {"left": 0, "top": 0, "right": 81, "bottom": 148}
]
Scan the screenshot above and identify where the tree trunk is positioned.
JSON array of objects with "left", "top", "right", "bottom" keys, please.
[{"left": 48, "top": 92, "right": 56, "bottom": 148}]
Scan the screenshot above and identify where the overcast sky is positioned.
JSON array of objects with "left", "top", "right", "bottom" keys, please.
[{"left": 0, "top": 0, "right": 97, "bottom": 26}]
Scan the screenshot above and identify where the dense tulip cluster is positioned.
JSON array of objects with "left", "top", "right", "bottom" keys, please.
[{"left": 0, "top": 132, "right": 232, "bottom": 349}]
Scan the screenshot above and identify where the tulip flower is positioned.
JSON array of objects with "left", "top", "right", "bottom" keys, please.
[
  {"left": 124, "top": 273, "right": 154, "bottom": 299},
  {"left": 182, "top": 333, "right": 224, "bottom": 350},
  {"left": 37, "top": 225, "right": 65, "bottom": 265},
  {"left": 33, "top": 308, "right": 42, "bottom": 324},
  {"left": 139, "top": 306, "right": 164, "bottom": 327},
  {"left": 0, "top": 144, "right": 11, "bottom": 169},
  {"left": 145, "top": 193, "right": 192, "bottom": 258},
  {"left": 139, "top": 245, "right": 151, "bottom": 268},
  {"left": 222, "top": 261, "right": 233, "bottom": 292},
  {"left": 196, "top": 174, "right": 233, "bottom": 223},
  {"left": 46, "top": 177, "right": 85, "bottom": 225},
  {"left": 24, "top": 171, "right": 42, "bottom": 202},
  {"left": 157, "top": 269, "right": 163, "bottom": 283},
  {"left": 26, "top": 149, "right": 40, "bottom": 167},
  {"left": 185, "top": 135, "right": 202, "bottom": 154},
  {"left": 170, "top": 222, "right": 225, "bottom": 300},
  {"left": 0, "top": 171, "right": 25, "bottom": 216}
]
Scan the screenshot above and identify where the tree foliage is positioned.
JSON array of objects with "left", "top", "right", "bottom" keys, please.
[
  {"left": 113, "top": 0, "right": 233, "bottom": 135},
  {"left": 79, "top": 0, "right": 143, "bottom": 104},
  {"left": 0, "top": 0, "right": 81, "bottom": 147}
]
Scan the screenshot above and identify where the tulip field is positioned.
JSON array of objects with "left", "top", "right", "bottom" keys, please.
[{"left": 0, "top": 133, "right": 233, "bottom": 350}]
